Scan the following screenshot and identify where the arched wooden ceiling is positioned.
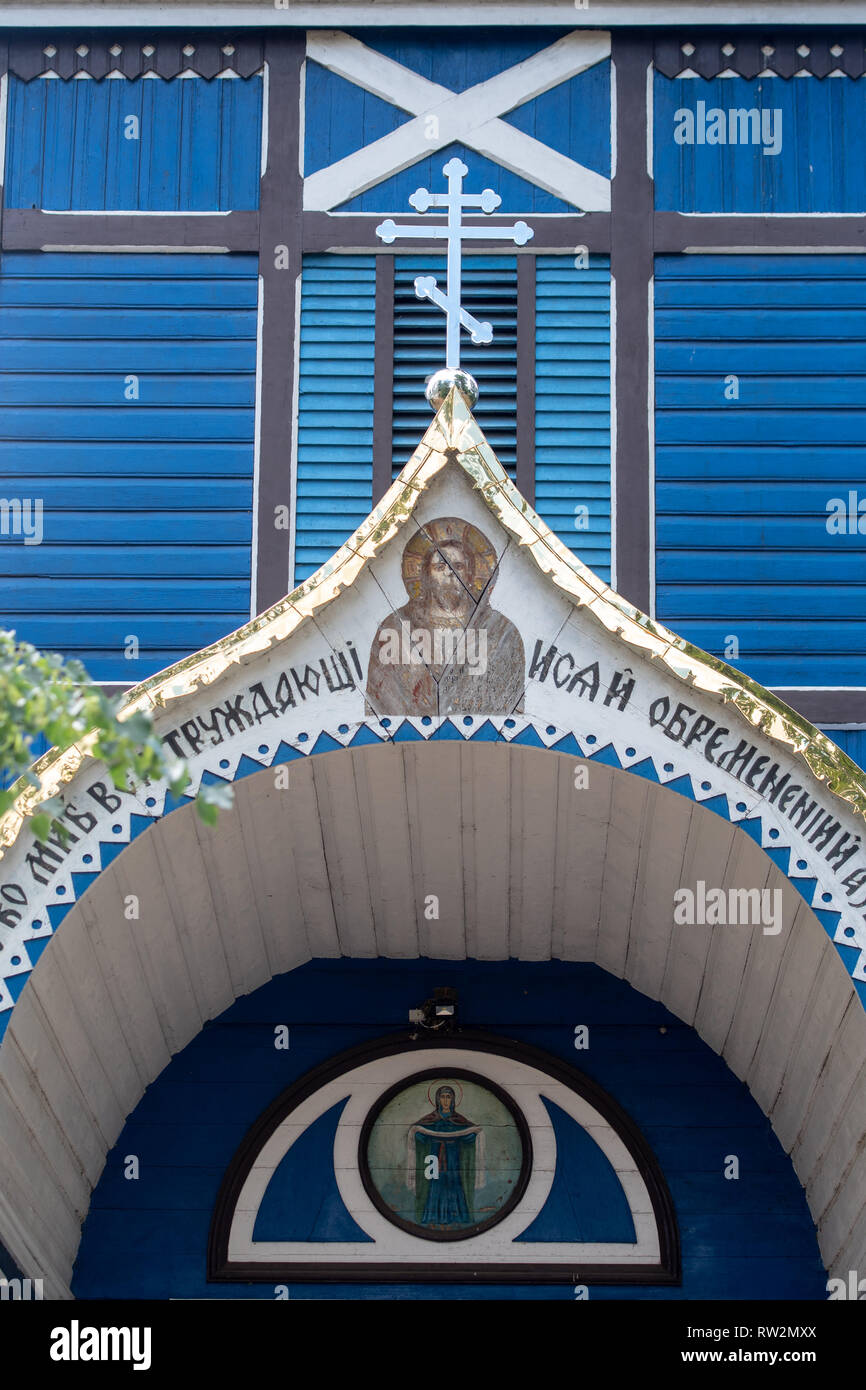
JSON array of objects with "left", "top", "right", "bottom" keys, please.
[{"left": 0, "top": 741, "right": 863, "bottom": 1297}]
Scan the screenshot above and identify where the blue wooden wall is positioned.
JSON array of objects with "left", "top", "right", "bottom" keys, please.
[
  {"left": 655, "top": 254, "right": 866, "bottom": 688},
  {"left": 71, "top": 959, "right": 825, "bottom": 1300},
  {"left": 0, "top": 252, "right": 257, "bottom": 683},
  {"left": 5, "top": 75, "right": 263, "bottom": 211},
  {"left": 304, "top": 29, "right": 610, "bottom": 214},
  {"left": 654, "top": 74, "right": 866, "bottom": 213},
  {"left": 536, "top": 255, "right": 611, "bottom": 584},
  {"left": 293, "top": 254, "right": 376, "bottom": 585}
]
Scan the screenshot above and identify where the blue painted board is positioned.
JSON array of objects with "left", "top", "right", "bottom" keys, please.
[
  {"left": 6, "top": 74, "right": 263, "bottom": 211},
  {"left": 655, "top": 253, "right": 866, "bottom": 689},
  {"left": 654, "top": 72, "right": 866, "bottom": 213},
  {"left": 0, "top": 252, "right": 257, "bottom": 680}
]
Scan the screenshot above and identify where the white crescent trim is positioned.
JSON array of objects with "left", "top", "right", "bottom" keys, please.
[{"left": 228, "top": 1047, "right": 659, "bottom": 1265}]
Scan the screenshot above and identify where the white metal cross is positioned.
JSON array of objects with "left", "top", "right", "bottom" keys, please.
[{"left": 376, "top": 157, "right": 534, "bottom": 370}]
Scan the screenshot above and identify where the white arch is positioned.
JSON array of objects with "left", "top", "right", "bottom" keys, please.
[{"left": 0, "top": 741, "right": 863, "bottom": 1298}]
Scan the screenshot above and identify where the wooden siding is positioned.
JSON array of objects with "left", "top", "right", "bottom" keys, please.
[
  {"left": 655, "top": 254, "right": 866, "bottom": 687},
  {"left": 293, "top": 254, "right": 376, "bottom": 585},
  {"left": 654, "top": 73, "right": 866, "bottom": 213},
  {"left": 0, "top": 253, "right": 257, "bottom": 683},
  {"left": 5, "top": 75, "right": 263, "bottom": 211},
  {"left": 535, "top": 255, "right": 611, "bottom": 583}
]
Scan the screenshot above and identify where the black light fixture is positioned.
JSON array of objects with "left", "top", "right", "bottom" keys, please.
[{"left": 408, "top": 986, "right": 458, "bottom": 1032}]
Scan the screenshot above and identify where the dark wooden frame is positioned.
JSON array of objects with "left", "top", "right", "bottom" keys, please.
[
  {"left": 207, "top": 1030, "right": 681, "bottom": 1286},
  {"left": 0, "top": 29, "right": 863, "bottom": 725},
  {"left": 372, "top": 255, "right": 395, "bottom": 505},
  {"left": 611, "top": 31, "right": 655, "bottom": 616}
]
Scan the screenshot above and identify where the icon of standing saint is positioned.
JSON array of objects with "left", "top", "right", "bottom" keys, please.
[
  {"left": 407, "top": 1083, "right": 485, "bottom": 1229},
  {"left": 361, "top": 1070, "right": 528, "bottom": 1240}
]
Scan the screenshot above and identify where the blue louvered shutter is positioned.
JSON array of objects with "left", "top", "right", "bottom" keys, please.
[
  {"left": 293, "top": 254, "right": 376, "bottom": 584},
  {"left": 534, "top": 255, "right": 612, "bottom": 583},
  {"left": 655, "top": 254, "right": 866, "bottom": 688},
  {"left": 392, "top": 256, "right": 517, "bottom": 477}
]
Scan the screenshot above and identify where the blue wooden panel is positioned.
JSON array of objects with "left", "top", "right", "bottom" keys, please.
[
  {"left": 535, "top": 256, "right": 611, "bottom": 583},
  {"left": 655, "top": 255, "right": 866, "bottom": 688},
  {"left": 71, "top": 959, "right": 825, "bottom": 1301},
  {"left": 654, "top": 72, "right": 866, "bottom": 213},
  {"left": 305, "top": 29, "right": 609, "bottom": 213},
  {"left": 253, "top": 1100, "right": 372, "bottom": 1242},
  {"left": 293, "top": 255, "right": 376, "bottom": 585},
  {"left": 360, "top": 28, "right": 569, "bottom": 92},
  {"left": 820, "top": 729, "right": 866, "bottom": 774},
  {"left": 5, "top": 74, "right": 263, "bottom": 211},
  {"left": 0, "top": 252, "right": 257, "bottom": 682}
]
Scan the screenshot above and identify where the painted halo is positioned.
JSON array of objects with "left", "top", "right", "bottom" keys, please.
[{"left": 401, "top": 517, "right": 498, "bottom": 602}]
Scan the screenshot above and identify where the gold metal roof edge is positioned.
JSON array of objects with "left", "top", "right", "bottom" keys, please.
[{"left": 1, "top": 387, "right": 865, "bottom": 853}]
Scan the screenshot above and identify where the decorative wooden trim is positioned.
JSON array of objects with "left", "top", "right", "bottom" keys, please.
[
  {"left": 5, "top": 34, "right": 265, "bottom": 81},
  {"left": 1, "top": 209, "right": 259, "bottom": 251},
  {"left": 302, "top": 211, "right": 612, "bottom": 254},
  {"left": 654, "top": 33, "right": 866, "bottom": 80},
  {"left": 773, "top": 690, "right": 866, "bottom": 726},
  {"left": 357, "top": 1066, "right": 533, "bottom": 1243},
  {"left": 207, "top": 1030, "right": 681, "bottom": 1286},
  {"left": 253, "top": 34, "right": 304, "bottom": 614},
  {"left": 611, "top": 32, "right": 654, "bottom": 615},
  {"left": 372, "top": 254, "right": 394, "bottom": 505},
  {"left": 515, "top": 254, "right": 536, "bottom": 506},
  {"left": 654, "top": 212, "right": 866, "bottom": 253}
]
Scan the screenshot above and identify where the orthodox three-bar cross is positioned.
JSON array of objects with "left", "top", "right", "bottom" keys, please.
[{"left": 376, "top": 157, "right": 534, "bottom": 370}]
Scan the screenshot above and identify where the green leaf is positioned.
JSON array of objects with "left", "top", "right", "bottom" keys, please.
[
  {"left": 30, "top": 812, "right": 52, "bottom": 842},
  {"left": 195, "top": 799, "right": 219, "bottom": 827}
]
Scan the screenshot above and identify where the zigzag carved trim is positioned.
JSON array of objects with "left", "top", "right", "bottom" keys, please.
[
  {"left": 4, "top": 34, "right": 264, "bottom": 81},
  {"left": 654, "top": 33, "right": 866, "bottom": 80}
]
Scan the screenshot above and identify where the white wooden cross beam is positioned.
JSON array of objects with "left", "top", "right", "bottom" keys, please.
[
  {"left": 304, "top": 29, "right": 611, "bottom": 213},
  {"left": 376, "top": 157, "right": 533, "bottom": 369}
]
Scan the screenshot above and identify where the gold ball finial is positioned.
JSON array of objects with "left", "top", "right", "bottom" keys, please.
[{"left": 425, "top": 368, "right": 479, "bottom": 412}]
